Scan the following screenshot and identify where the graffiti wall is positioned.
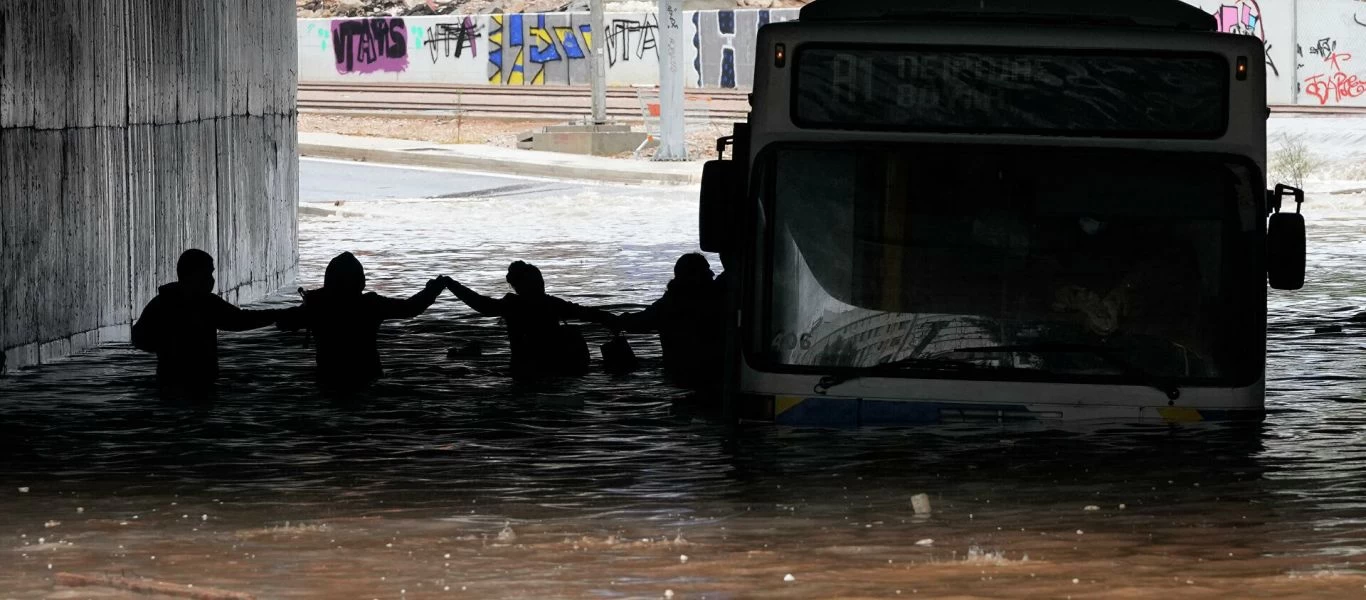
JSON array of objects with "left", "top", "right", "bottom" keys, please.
[
  {"left": 1295, "top": 0, "right": 1366, "bottom": 106},
  {"left": 298, "top": 9, "right": 797, "bottom": 88},
  {"left": 1187, "top": 0, "right": 1296, "bottom": 103},
  {"left": 298, "top": 2, "right": 1366, "bottom": 105}
]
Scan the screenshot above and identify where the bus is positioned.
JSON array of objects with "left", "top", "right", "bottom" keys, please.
[{"left": 699, "top": 0, "right": 1307, "bottom": 425}]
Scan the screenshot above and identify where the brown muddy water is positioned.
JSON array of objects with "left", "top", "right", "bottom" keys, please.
[{"left": 2, "top": 165, "right": 1366, "bottom": 599}]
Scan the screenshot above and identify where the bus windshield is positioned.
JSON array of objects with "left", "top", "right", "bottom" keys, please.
[{"left": 761, "top": 144, "right": 1261, "bottom": 384}]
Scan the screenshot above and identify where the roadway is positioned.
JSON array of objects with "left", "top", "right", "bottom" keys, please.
[{"left": 300, "top": 157, "right": 605, "bottom": 203}]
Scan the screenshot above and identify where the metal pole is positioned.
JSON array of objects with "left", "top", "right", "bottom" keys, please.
[
  {"left": 654, "top": 0, "right": 688, "bottom": 160},
  {"left": 589, "top": 0, "right": 608, "bottom": 125}
]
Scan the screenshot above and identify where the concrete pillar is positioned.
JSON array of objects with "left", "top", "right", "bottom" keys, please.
[
  {"left": 654, "top": 0, "right": 689, "bottom": 161},
  {"left": 0, "top": 0, "right": 298, "bottom": 369}
]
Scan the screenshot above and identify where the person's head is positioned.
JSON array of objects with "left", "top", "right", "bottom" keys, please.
[
  {"left": 324, "top": 252, "right": 366, "bottom": 296},
  {"left": 506, "top": 261, "right": 545, "bottom": 297},
  {"left": 673, "top": 252, "right": 714, "bottom": 286},
  {"left": 176, "top": 249, "right": 216, "bottom": 293}
]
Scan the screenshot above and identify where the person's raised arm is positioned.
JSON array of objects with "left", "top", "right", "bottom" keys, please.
[
  {"left": 553, "top": 296, "right": 619, "bottom": 328},
  {"left": 447, "top": 279, "right": 506, "bottom": 317},
  {"left": 615, "top": 297, "right": 664, "bottom": 333},
  {"left": 210, "top": 296, "right": 284, "bottom": 332},
  {"left": 376, "top": 276, "right": 448, "bottom": 320}
]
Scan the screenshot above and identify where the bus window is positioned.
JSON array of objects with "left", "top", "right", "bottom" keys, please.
[{"left": 761, "top": 144, "right": 1258, "bottom": 384}]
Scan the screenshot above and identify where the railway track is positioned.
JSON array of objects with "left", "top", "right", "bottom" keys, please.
[{"left": 297, "top": 82, "right": 752, "bottom": 121}]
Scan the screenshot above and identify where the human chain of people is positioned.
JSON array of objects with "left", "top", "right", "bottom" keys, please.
[{"left": 131, "top": 249, "right": 728, "bottom": 399}]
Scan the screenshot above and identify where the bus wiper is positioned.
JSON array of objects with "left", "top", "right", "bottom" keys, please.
[
  {"left": 953, "top": 343, "right": 1181, "bottom": 400},
  {"left": 813, "top": 356, "right": 988, "bottom": 395}
]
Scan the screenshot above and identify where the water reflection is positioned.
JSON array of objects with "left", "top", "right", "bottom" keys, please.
[{"left": 1, "top": 186, "right": 1364, "bottom": 598}]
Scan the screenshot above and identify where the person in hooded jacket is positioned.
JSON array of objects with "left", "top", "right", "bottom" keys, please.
[
  {"left": 446, "top": 261, "right": 617, "bottom": 379},
  {"left": 131, "top": 249, "right": 285, "bottom": 394},
  {"left": 277, "top": 252, "right": 448, "bottom": 388},
  {"left": 615, "top": 253, "right": 725, "bottom": 389}
]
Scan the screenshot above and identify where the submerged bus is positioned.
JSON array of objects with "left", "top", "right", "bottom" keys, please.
[{"left": 700, "top": 0, "right": 1307, "bottom": 424}]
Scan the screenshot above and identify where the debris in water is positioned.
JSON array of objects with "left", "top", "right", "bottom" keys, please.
[
  {"left": 915, "top": 539, "right": 934, "bottom": 547},
  {"left": 1072, "top": 578, "right": 1080, "bottom": 584},
  {"left": 44, "top": 521, "right": 60, "bottom": 528},
  {"left": 496, "top": 523, "right": 517, "bottom": 543},
  {"left": 910, "top": 493, "right": 932, "bottom": 515},
  {"left": 784, "top": 573, "right": 796, "bottom": 582},
  {"left": 679, "top": 554, "right": 689, "bottom": 563},
  {"left": 664, "top": 590, "right": 675, "bottom": 599},
  {"left": 1118, "top": 504, "right": 1127, "bottom": 510},
  {"left": 18, "top": 487, "right": 29, "bottom": 493},
  {"left": 1076, "top": 530, "right": 1084, "bottom": 535},
  {"left": 202, "top": 514, "right": 208, "bottom": 521},
  {"left": 1083, "top": 505, "right": 1100, "bottom": 512},
  {"left": 76, "top": 507, "right": 84, "bottom": 514}
]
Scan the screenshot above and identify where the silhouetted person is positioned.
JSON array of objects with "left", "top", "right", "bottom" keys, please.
[
  {"left": 277, "top": 252, "right": 447, "bottom": 389},
  {"left": 131, "top": 249, "right": 283, "bottom": 394},
  {"left": 616, "top": 253, "right": 724, "bottom": 389},
  {"left": 446, "top": 261, "right": 616, "bottom": 379}
]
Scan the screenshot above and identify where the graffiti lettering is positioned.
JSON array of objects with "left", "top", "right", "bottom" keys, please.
[
  {"left": 1309, "top": 37, "right": 1337, "bottom": 57},
  {"left": 1210, "top": 0, "right": 1278, "bottom": 77},
  {"left": 693, "top": 9, "right": 798, "bottom": 88},
  {"left": 332, "top": 18, "right": 409, "bottom": 74},
  {"left": 605, "top": 15, "right": 659, "bottom": 66},
  {"left": 425, "top": 17, "right": 482, "bottom": 62},
  {"left": 1303, "top": 52, "right": 1366, "bottom": 105},
  {"left": 1213, "top": 1, "right": 1263, "bottom": 37},
  {"left": 488, "top": 13, "right": 597, "bottom": 85}
]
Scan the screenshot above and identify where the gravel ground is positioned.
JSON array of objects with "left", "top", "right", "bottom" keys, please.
[{"left": 299, "top": 113, "right": 734, "bottom": 160}]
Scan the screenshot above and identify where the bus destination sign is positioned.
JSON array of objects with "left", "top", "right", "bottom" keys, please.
[{"left": 794, "top": 46, "right": 1229, "bottom": 137}]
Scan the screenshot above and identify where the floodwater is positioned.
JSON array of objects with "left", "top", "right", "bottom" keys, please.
[{"left": 3, "top": 151, "right": 1366, "bottom": 599}]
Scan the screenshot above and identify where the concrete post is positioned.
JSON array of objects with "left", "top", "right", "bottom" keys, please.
[
  {"left": 589, "top": 0, "right": 608, "bottom": 125},
  {"left": 654, "top": 0, "right": 689, "bottom": 161}
]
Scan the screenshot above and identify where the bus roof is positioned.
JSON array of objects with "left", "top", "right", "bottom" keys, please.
[{"left": 798, "top": 0, "right": 1216, "bottom": 31}]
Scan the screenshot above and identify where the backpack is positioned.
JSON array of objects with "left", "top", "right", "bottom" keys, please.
[{"left": 601, "top": 333, "right": 639, "bottom": 375}]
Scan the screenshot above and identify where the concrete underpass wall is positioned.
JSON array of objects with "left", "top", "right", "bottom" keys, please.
[
  {"left": 0, "top": 0, "right": 298, "bottom": 369},
  {"left": 298, "top": 0, "right": 1366, "bottom": 106}
]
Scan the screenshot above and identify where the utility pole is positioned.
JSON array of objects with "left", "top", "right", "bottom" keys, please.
[
  {"left": 589, "top": 0, "right": 608, "bottom": 125},
  {"left": 654, "top": 0, "right": 688, "bottom": 160}
]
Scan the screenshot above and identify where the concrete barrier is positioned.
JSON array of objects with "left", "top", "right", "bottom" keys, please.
[
  {"left": 298, "top": 1, "right": 1366, "bottom": 107},
  {"left": 1, "top": 0, "right": 298, "bottom": 369}
]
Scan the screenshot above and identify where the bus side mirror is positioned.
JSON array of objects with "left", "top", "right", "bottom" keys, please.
[
  {"left": 700, "top": 160, "right": 740, "bottom": 253},
  {"left": 1267, "top": 184, "right": 1305, "bottom": 291}
]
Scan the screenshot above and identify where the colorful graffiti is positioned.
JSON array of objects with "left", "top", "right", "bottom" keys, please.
[
  {"left": 1303, "top": 45, "right": 1366, "bottom": 105},
  {"left": 487, "top": 13, "right": 595, "bottom": 85},
  {"left": 1211, "top": 0, "right": 1279, "bottom": 76},
  {"left": 332, "top": 17, "right": 409, "bottom": 74},
  {"left": 693, "top": 9, "right": 798, "bottom": 88}
]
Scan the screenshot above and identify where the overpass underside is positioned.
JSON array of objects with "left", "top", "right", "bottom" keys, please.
[{"left": 0, "top": 0, "right": 299, "bottom": 368}]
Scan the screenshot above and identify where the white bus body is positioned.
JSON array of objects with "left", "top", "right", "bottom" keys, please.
[{"left": 700, "top": 0, "right": 1307, "bottom": 425}]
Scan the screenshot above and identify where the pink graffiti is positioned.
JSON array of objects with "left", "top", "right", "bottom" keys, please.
[
  {"left": 1303, "top": 52, "right": 1366, "bottom": 105},
  {"left": 332, "top": 18, "right": 410, "bottom": 74},
  {"left": 1213, "top": 0, "right": 1265, "bottom": 40}
]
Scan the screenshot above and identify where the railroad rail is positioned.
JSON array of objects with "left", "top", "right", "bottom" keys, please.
[
  {"left": 298, "top": 82, "right": 1366, "bottom": 120},
  {"left": 298, "top": 82, "right": 752, "bottom": 121}
]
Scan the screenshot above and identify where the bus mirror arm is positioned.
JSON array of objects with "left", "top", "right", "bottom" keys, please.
[
  {"left": 1266, "top": 184, "right": 1306, "bottom": 291},
  {"left": 716, "top": 135, "right": 736, "bottom": 160}
]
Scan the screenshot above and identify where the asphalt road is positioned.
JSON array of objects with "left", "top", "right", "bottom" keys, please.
[{"left": 299, "top": 157, "right": 599, "bottom": 203}]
